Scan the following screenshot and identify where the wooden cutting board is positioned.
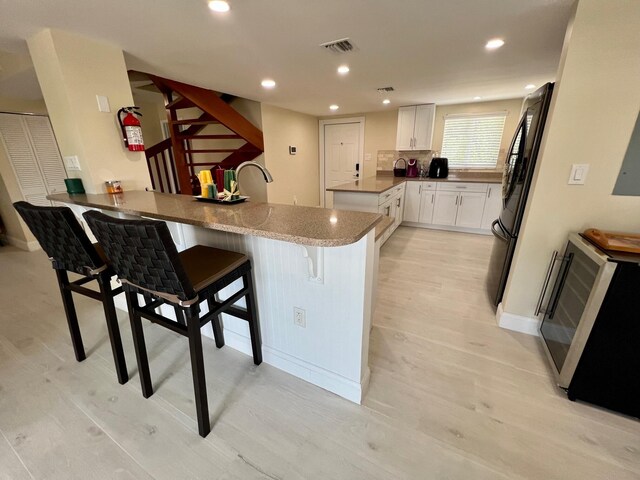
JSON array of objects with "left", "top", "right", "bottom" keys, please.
[{"left": 583, "top": 228, "right": 640, "bottom": 254}]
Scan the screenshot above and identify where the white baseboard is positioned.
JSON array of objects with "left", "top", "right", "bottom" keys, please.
[
  {"left": 113, "top": 300, "right": 368, "bottom": 404},
  {"left": 223, "top": 329, "right": 368, "bottom": 404},
  {"left": 496, "top": 303, "right": 540, "bottom": 336},
  {"left": 401, "top": 222, "right": 492, "bottom": 236},
  {"left": 6, "top": 235, "right": 40, "bottom": 251}
]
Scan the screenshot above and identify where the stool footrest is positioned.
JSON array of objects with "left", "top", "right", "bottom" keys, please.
[{"left": 200, "top": 287, "right": 249, "bottom": 327}]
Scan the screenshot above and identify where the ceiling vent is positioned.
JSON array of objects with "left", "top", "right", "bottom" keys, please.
[
  {"left": 377, "top": 87, "right": 395, "bottom": 93},
  {"left": 320, "top": 38, "right": 355, "bottom": 54}
]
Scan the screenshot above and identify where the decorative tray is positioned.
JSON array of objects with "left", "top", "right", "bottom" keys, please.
[
  {"left": 194, "top": 195, "right": 249, "bottom": 204},
  {"left": 583, "top": 228, "right": 640, "bottom": 254}
]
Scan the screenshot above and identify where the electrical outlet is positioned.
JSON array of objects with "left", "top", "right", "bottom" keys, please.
[
  {"left": 293, "top": 307, "right": 306, "bottom": 328},
  {"left": 293, "top": 195, "right": 298, "bottom": 205}
]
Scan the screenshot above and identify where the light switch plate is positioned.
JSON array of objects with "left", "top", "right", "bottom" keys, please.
[
  {"left": 64, "top": 155, "right": 81, "bottom": 171},
  {"left": 568, "top": 163, "right": 589, "bottom": 185},
  {"left": 289, "top": 145, "right": 297, "bottom": 155},
  {"left": 96, "top": 95, "right": 111, "bottom": 113}
]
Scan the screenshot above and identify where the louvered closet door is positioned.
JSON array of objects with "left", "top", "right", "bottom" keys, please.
[
  {"left": 0, "top": 114, "right": 67, "bottom": 206},
  {"left": 23, "top": 115, "right": 66, "bottom": 195}
]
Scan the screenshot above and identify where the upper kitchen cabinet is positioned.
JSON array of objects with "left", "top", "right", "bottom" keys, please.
[{"left": 396, "top": 104, "right": 436, "bottom": 151}]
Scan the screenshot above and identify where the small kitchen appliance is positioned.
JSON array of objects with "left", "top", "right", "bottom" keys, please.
[
  {"left": 406, "top": 158, "right": 419, "bottom": 178},
  {"left": 393, "top": 158, "right": 407, "bottom": 177},
  {"left": 428, "top": 157, "right": 449, "bottom": 178}
]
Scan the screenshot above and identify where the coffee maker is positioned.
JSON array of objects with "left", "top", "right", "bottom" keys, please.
[{"left": 428, "top": 157, "right": 449, "bottom": 178}]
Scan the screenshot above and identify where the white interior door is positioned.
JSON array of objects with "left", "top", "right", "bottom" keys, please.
[{"left": 324, "top": 122, "right": 361, "bottom": 207}]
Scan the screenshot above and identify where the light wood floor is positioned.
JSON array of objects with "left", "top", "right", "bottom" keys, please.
[{"left": 0, "top": 227, "right": 638, "bottom": 479}]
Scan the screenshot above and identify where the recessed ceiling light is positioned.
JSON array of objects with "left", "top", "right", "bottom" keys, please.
[
  {"left": 329, "top": 104, "right": 339, "bottom": 111},
  {"left": 261, "top": 79, "right": 276, "bottom": 89},
  {"left": 485, "top": 38, "right": 505, "bottom": 50},
  {"left": 382, "top": 99, "right": 391, "bottom": 105},
  {"left": 208, "top": 0, "right": 230, "bottom": 12},
  {"left": 473, "top": 96, "right": 482, "bottom": 100},
  {"left": 337, "top": 65, "right": 350, "bottom": 75},
  {"left": 525, "top": 84, "right": 536, "bottom": 90}
]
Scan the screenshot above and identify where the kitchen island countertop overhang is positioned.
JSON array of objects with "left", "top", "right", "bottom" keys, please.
[{"left": 48, "top": 191, "right": 383, "bottom": 247}]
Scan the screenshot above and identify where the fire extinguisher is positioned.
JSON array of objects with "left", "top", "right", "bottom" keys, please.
[{"left": 117, "top": 106, "right": 145, "bottom": 151}]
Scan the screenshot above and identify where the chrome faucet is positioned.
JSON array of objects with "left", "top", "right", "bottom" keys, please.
[{"left": 235, "top": 161, "right": 274, "bottom": 184}]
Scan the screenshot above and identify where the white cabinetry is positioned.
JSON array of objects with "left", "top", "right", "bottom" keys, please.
[
  {"left": 481, "top": 184, "right": 502, "bottom": 230},
  {"left": 396, "top": 104, "right": 436, "bottom": 151},
  {"left": 455, "top": 192, "right": 486, "bottom": 228},
  {"left": 333, "top": 183, "right": 405, "bottom": 245},
  {"left": 432, "top": 191, "right": 459, "bottom": 225},
  {"left": 403, "top": 181, "right": 501, "bottom": 234}
]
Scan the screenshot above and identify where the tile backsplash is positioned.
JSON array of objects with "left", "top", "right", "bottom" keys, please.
[{"left": 377, "top": 150, "right": 436, "bottom": 172}]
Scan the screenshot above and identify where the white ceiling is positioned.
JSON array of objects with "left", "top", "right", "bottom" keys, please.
[{"left": 0, "top": 0, "right": 573, "bottom": 115}]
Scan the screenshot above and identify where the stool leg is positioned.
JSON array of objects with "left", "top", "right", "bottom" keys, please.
[
  {"left": 185, "top": 305, "right": 210, "bottom": 437},
  {"left": 174, "top": 307, "right": 186, "bottom": 326},
  {"left": 55, "top": 269, "right": 85, "bottom": 362},
  {"left": 243, "top": 272, "right": 262, "bottom": 365},
  {"left": 98, "top": 274, "right": 128, "bottom": 385},
  {"left": 207, "top": 296, "right": 225, "bottom": 348},
  {"left": 126, "top": 291, "right": 153, "bottom": 398}
]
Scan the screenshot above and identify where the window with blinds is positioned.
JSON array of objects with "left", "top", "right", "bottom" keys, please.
[{"left": 441, "top": 113, "right": 507, "bottom": 169}]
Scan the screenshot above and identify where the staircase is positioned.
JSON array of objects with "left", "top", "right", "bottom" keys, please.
[{"left": 139, "top": 73, "right": 264, "bottom": 195}]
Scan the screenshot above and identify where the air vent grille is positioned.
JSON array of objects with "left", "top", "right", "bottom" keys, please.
[
  {"left": 377, "top": 87, "right": 395, "bottom": 93},
  {"left": 320, "top": 38, "right": 355, "bottom": 54}
]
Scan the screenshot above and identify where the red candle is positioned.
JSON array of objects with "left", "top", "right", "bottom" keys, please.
[{"left": 215, "top": 169, "right": 225, "bottom": 193}]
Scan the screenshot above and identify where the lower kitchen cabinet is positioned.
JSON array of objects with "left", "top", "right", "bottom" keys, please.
[
  {"left": 418, "top": 189, "right": 436, "bottom": 224},
  {"left": 403, "top": 180, "right": 501, "bottom": 235},
  {"left": 455, "top": 192, "right": 486, "bottom": 228},
  {"left": 481, "top": 183, "right": 502, "bottom": 230},
  {"left": 333, "top": 183, "right": 405, "bottom": 245},
  {"left": 432, "top": 191, "right": 459, "bottom": 225},
  {"left": 403, "top": 182, "right": 422, "bottom": 223}
]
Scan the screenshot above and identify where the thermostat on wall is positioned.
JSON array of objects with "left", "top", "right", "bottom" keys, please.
[{"left": 289, "top": 146, "right": 297, "bottom": 155}]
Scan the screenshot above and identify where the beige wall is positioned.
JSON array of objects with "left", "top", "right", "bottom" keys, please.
[
  {"left": 320, "top": 110, "right": 397, "bottom": 178},
  {"left": 433, "top": 98, "right": 524, "bottom": 172},
  {"left": 0, "top": 97, "right": 48, "bottom": 246},
  {"left": 262, "top": 104, "right": 319, "bottom": 206},
  {"left": 28, "top": 29, "right": 151, "bottom": 194},
  {"left": 322, "top": 99, "right": 522, "bottom": 177},
  {"left": 503, "top": 0, "right": 640, "bottom": 318}
]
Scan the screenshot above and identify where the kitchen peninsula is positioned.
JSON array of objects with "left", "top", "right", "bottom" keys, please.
[
  {"left": 49, "top": 190, "right": 383, "bottom": 403},
  {"left": 329, "top": 172, "right": 503, "bottom": 243}
]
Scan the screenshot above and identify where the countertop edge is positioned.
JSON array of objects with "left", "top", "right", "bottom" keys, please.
[
  {"left": 327, "top": 175, "right": 503, "bottom": 194},
  {"left": 48, "top": 194, "right": 382, "bottom": 248}
]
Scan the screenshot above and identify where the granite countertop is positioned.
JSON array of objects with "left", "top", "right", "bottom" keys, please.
[
  {"left": 374, "top": 216, "right": 394, "bottom": 242},
  {"left": 327, "top": 172, "right": 503, "bottom": 194},
  {"left": 48, "top": 191, "right": 382, "bottom": 247}
]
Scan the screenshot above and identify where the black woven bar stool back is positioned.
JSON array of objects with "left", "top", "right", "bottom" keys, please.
[
  {"left": 84, "top": 210, "right": 262, "bottom": 438},
  {"left": 13, "top": 202, "right": 129, "bottom": 384}
]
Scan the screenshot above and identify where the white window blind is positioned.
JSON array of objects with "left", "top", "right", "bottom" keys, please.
[{"left": 441, "top": 112, "right": 507, "bottom": 168}]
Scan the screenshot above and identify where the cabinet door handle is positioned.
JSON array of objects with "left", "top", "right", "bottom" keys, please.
[
  {"left": 460, "top": 196, "right": 463, "bottom": 206},
  {"left": 396, "top": 198, "right": 401, "bottom": 207},
  {"left": 431, "top": 194, "right": 434, "bottom": 204},
  {"left": 455, "top": 196, "right": 458, "bottom": 205},
  {"left": 488, "top": 189, "right": 491, "bottom": 198},
  {"left": 385, "top": 206, "right": 390, "bottom": 216},
  {"left": 418, "top": 185, "right": 422, "bottom": 194}
]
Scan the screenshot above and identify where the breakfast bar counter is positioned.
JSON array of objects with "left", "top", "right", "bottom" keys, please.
[
  {"left": 49, "top": 191, "right": 382, "bottom": 247},
  {"left": 49, "top": 191, "right": 380, "bottom": 404}
]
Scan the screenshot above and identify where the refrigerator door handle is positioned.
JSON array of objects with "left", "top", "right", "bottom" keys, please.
[{"left": 490, "top": 219, "right": 509, "bottom": 242}]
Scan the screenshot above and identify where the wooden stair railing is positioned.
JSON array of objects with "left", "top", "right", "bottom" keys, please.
[{"left": 139, "top": 72, "right": 264, "bottom": 194}]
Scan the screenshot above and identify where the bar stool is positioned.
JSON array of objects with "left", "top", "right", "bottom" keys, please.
[
  {"left": 83, "top": 210, "right": 262, "bottom": 437},
  {"left": 12, "top": 202, "right": 128, "bottom": 384}
]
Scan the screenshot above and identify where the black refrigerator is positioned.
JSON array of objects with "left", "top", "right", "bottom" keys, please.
[{"left": 487, "top": 83, "right": 554, "bottom": 306}]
